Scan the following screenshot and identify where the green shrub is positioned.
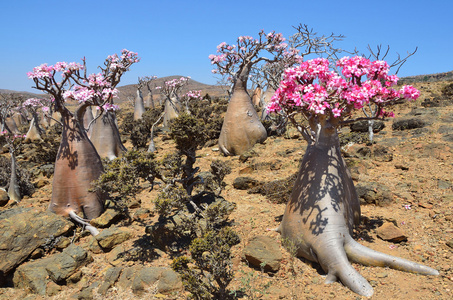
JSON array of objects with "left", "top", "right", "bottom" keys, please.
[
  {"left": 91, "top": 150, "right": 159, "bottom": 206},
  {"left": 119, "top": 107, "right": 164, "bottom": 149},
  {"left": 172, "top": 227, "right": 240, "bottom": 300}
]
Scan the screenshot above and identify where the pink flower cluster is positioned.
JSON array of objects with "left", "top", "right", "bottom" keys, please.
[
  {"left": 185, "top": 90, "right": 202, "bottom": 100},
  {"left": 61, "top": 71, "right": 119, "bottom": 104},
  {"left": 267, "top": 56, "right": 420, "bottom": 119},
  {"left": 27, "top": 62, "right": 83, "bottom": 79},
  {"left": 165, "top": 77, "right": 189, "bottom": 88},
  {"left": 209, "top": 31, "right": 291, "bottom": 76},
  {"left": 23, "top": 98, "right": 45, "bottom": 108},
  {"left": 157, "top": 77, "right": 190, "bottom": 97},
  {"left": 0, "top": 130, "right": 26, "bottom": 139},
  {"left": 96, "top": 103, "right": 119, "bottom": 111},
  {"left": 64, "top": 85, "right": 118, "bottom": 104},
  {"left": 107, "top": 49, "right": 140, "bottom": 72}
]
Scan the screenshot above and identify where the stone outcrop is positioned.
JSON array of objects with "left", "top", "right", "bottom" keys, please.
[
  {"left": 243, "top": 235, "right": 282, "bottom": 272},
  {"left": 13, "top": 245, "right": 92, "bottom": 295},
  {"left": 0, "top": 208, "right": 74, "bottom": 276}
]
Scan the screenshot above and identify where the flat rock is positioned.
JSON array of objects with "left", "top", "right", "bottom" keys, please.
[
  {"left": 98, "top": 266, "right": 122, "bottom": 295},
  {"left": 117, "top": 265, "right": 182, "bottom": 295},
  {"left": 355, "top": 182, "right": 393, "bottom": 206},
  {"left": 376, "top": 222, "right": 407, "bottom": 242},
  {"left": 90, "top": 208, "right": 122, "bottom": 228},
  {"left": 13, "top": 245, "right": 92, "bottom": 295},
  {"left": 95, "top": 227, "right": 132, "bottom": 251},
  {"left": 233, "top": 177, "right": 260, "bottom": 190},
  {"left": 372, "top": 145, "right": 393, "bottom": 162},
  {"left": 243, "top": 235, "right": 282, "bottom": 272},
  {"left": 0, "top": 189, "right": 8, "bottom": 206},
  {"left": 0, "top": 209, "right": 74, "bottom": 275},
  {"left": 392, "top": 117, "right": 427, "bottom": 131}
]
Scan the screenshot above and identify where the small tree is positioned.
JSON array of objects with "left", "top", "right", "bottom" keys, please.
[
  {"left": 139, "top": 75, "right": 158, "bottom": 108},
  {"left": 87, "top": 51, "right": 139, "bottom": 160},
  {"left": 157, "top": 76, "right": 190, "bottom": 128},
  {"left": 133, "top": 77, "right": 147, "bottom": 120},
  {"left": 209, "top": 30, "right": 299, "bottom": 155},
  {"left": 269, "top": 56, "right": 437, "bottom": 297},
  {"left": 251, "top": 24, "right": 346, "bottom": 127},
  {"left": 28, "top": 49, "right": 139, "bottom": 223},
  {"left": 358, "top": 45, "right": 418, "bottom": 142},
  {"left": 0, "top": 93, "right": 24, "bottom": 134},
  {"left": 0, "top": 131, "right": 29, "bottom": 203},
  {"left": 22, "top": 98, "right": 50, "bottom": 142}
]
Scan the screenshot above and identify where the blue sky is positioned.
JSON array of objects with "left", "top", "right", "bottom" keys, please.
[{"left": 0, "top": 0, "right": 451, "bottom": 93}]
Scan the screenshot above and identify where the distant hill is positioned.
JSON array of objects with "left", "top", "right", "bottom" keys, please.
[
  {"left": 0, "top": 89, "right": 47, "bottom": 99},
  {"left": 399, "top": 71, "right": 453, "bottom": 84},
  {"left": 116, "top": 76, "right": 227, "bottom": 104},
  {"left": 3, "top": 72, "right": 452, "bottom": 101}
]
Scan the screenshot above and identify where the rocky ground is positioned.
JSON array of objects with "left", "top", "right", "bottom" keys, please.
[{"left": 1, "top": 81, "right": 453, "bottom": 299}]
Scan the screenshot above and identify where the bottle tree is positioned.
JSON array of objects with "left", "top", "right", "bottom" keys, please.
[
  {"left": 0, "top": 131, "right": 25, "bottom": 203},
  {"left": 88, "top": 51, "right": 139, "bottom": 160},
  {"left": 139, "top": 75, "right": 158, "bottom": 109},
  {"left": 251, "top": 24, "right": 345, "bottom": 123},
  {"left": 209, "top": 30, "right": 299, "bottom": 156},
  {"left": 133, "top": 77, "right": 147, "bottom": 120},
  {"left": 27, "top": 49, "right": 139, "bottom": 222},
  {"left": 268, "top": 56, "right": 438, "bottom": 297},
  {"left": 0, "top": 93, "right": 23, "bottom": 135},
  {"left": 22, "top": 98, "right": 49, "bottom": 142},
  {"left": 156, "top": 76, "right": 190, "bottom": 128}
]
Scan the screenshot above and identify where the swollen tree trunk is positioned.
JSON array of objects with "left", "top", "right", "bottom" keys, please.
[
  {"left": 148, "top": 112, "right": 164, "bottom": 153},
  {"left": 260, "top": 87, "right": 275, "bottom": 121},
  {"left": 13, "top": 112, "right": 27, "bottom": 127},
  {"left": 50, "top": 111, "right": 62, "bottom": 127},
  {"left": 277, "top": 121, "right": 438, "bottom": 297},
  {"left": 83, "top": 106, "right": 94, "bottom": 139},
  {"left": 162, "top": 95, "right": 181, "bottom": 128},
  {"left": 40, "top": 110, "right": 50, "bottom": 128},
  {"left": 49, "top": 110, "right": 106, "bottom": 220},
  {"left": 89, "top": 110, "right": 126, "bottom": 160},
  {"left": 134, "top": 89, "right": 146, "bottom": 120},
  {"left": 7, "top": 148, "right": 21, "bottom": 203},
  {"left": 218, "top": 80, "right": 267, "bottom": 156},
  {"left": 5, "top": 117, "right": 20, "bottom": 135},
  {"left": 24, "top": 114, "right": 43, "bottom": 142},
  {"left": 251, "top": 86, "right": 262, "bottom": 107},
  {"left": 144, "top": 91, "right": 155, "bottom": 109}
]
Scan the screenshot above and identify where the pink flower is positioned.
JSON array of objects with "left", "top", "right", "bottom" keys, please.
[
  {"left": 267, "top": 56, "right": 418, "bottom": 122},
  {"left": 400, "top": 85, "right": 420, "bottom": 100}
]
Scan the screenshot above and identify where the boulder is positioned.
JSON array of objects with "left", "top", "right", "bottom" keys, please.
[
  {"left": 233, "top": 177, "right": 260, "bottom": 190},
  {"left": 243, "top": 235, "right": 282, "bottom": 272},
  {"left": 372, "top": 145, "right": 393, "bottom": 162},
  {"left": 90, "top": 208, "right": 122, "bottom": 228},
  {"left": 117, "top": 265, "right": 182, "bottom": 295},
  {"left": 95, "top": 227, "right": 132, "bottom": 251},
  {"left": 45, "top": 244, "right": 92, "bottom": 283},
  {"left": 392, "top": 118, "right": 427, "bottom": 131},
  {"left": 0, "top": 208, "right": 74, "bottom": 276},
  {"left": 355, "top": 182, "right": 393, "bottom": 206},
  {"left": 0, "top": 189, "right": 8, "bottom": 206},
  {"left": 376, "top": 222, "right": 408, "bottom": 243},
  {"left": 350, "top": 120, "right": 385, "bottom": 133},
  {"left": 98, "top": 266, "right": 122, "bottom": 295},
  {"left": 13, "top": 245, "right": 92, "bottom": 295}
]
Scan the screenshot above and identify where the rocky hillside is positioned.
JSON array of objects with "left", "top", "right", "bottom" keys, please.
[
  {"left": 116, "top": 76, "right": 227, "bottom": 104},
  {"left": 0, "top": 79, "right": 452, "bottom": 299}
]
